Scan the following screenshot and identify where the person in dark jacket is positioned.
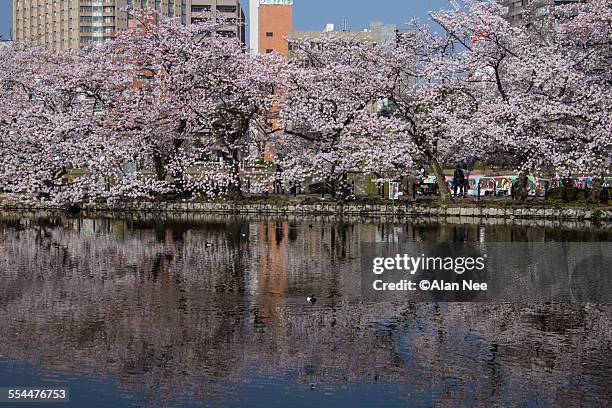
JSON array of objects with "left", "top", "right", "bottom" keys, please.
[
  {"left": 274, "top": 164, "right": 284, "bottom": 194},
  {"left": 453, "top": 166, "right": 465, "bottom": 197}
]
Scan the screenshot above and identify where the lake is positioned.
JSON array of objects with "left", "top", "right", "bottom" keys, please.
[{"left": 0, "top": 213, "right": 610, "bottom": 407}]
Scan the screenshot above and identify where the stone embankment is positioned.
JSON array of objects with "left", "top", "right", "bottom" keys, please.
[{"left": 3, "top": 201, "right": 611, "bottom": 221}]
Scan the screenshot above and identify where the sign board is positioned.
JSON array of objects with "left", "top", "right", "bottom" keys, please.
[
  {"left": 389, "top": 182, "right": 403, "bottom": 200},
  {"left": 260, "top": 0, "right": 293, "bottom": 5}
]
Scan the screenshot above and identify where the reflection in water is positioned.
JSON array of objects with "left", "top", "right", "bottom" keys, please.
[{"left": 0, "top": 214, "right": 610, "bottom": 407}]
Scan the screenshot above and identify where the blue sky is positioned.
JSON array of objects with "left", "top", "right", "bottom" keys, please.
[{"left": 0, "top": 0, "right": 451, "bottom": 40}]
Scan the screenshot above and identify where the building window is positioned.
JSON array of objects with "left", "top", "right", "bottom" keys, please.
[
  {"left": 266, "top": 49, "right": 273, "bottom": 54},
  {"left": 218, "top": 30, "right": 236, "bottom": 38},
  {"left": 266, "top": 32, "right": 273, "bottom": 37},
  {"left": 217, "top": 5, "right": 237, "bottom": 13},
  {"left": 191, "top": 5, "right": 211, "bottom": 13}
]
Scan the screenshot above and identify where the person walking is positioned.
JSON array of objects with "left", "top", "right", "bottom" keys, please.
[
  {"left": 419, "top": 167, "right": 426, "bottom": 184},
  {"left": 463, "top": 169, "right": 471, "bottom": 197},
  {"left": 274, "top": 164, "right": 284, "bottom": 194},
  {"left": 453, "top": 165, "right": 465, "bottom": 198}
]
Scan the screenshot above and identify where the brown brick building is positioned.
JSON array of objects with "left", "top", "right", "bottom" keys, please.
[{"left": 249, "top": 0, "right": 293, "bottom": 56}]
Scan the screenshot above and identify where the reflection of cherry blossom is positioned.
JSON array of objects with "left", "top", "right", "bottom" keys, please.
[{"left": 0, "top": 217, "right": 609, "bottom": 406}]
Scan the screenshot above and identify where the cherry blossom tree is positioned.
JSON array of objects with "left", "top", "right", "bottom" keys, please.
[
  {"left": 0, "top": 44, "right": 163, "bottom": 205},
  {"left": 103, "top": 10, "right": 281, "bottom": 200},
  {"left": 1, "top": 2, "right": 608, "bottom": 205},
  {"left": 276, "top": 37, "right": 417, "bottom": 199},
  {"left": 380, "top": 28, "right": 474, "bottom": 203},
  {"left": 421, "top": 0, "right": 611, "bottom": 201}
]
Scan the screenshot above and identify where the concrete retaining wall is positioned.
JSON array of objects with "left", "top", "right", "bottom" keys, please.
[{"left": 3, "top": 201, "right": 610, "bottom": 221}]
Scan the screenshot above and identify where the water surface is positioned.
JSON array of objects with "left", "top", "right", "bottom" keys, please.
[{"left": 0, "top": 214, "right": 610, "bottom": 407}]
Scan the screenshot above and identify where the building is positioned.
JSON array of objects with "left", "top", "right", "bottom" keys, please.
[
  {"left": 287, "top": 21, "right": 401, "bottom": 56},
  {"left": 501, "top": 0, "right": 580, "bottom": 26},
  {"left": 12, "top": 0, "right": 245, "bottom": 51},
  {"left": 170, "top": 0, "right": 246, "bottom": 43},
  {"left": 249, "top": 0, "right": 293, "bottom": 56},
  {"left": 0, "top": 39, "right": 12, "bottom": 48}
]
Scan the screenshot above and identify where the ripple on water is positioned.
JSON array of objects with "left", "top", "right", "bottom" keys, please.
[{"left": 0, "top": 215, "right": 610, "bottom": 407}]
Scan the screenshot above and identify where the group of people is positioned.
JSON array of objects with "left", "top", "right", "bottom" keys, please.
[
  {"left": 416, "top": 166, "right": 470, "bottom": 198},
  {"left": 452, "top": 166, "right": 470, "bottom": 198}
]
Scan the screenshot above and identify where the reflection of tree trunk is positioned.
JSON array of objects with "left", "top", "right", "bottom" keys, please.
[{"left": 431, "top": 157, "right": 451, "bottom": 203}]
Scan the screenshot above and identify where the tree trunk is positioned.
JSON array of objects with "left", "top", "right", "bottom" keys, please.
[
  {"left": 39, "top": 167, "right": 67, "bottom": 200},
  {"left": 169, "top": 140, "right": 186, "bottom": 196},
  {"left": 431, "top": 157, "right": 452, "bottom": 203},
  {"left": 337, "top": 173, "right": 351, "bottom": 201},
  {"left": 227, "top": 148, "right": 243, "bottom": 200},
  {"left": 514, "top": 171, "right": 529, "bottom": 203},
  {"left": 587, "top": 177, "right": 604, "bottom": 204},
  {"left": 171, "top": 168, "right": 186, "bottom": 196},
  {"left": 407, "top": 177, "right": 417, "bottom": 202},
  {"left": 152, "top": 151, "right": 166, "bottom": 182}
]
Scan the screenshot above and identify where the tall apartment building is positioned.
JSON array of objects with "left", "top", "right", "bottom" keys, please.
[
  {"left": 12, "top": 0, "right": 245, "bottom": 51},
  {"left": 249, "top": 0, "right": 293, "bottom": 56},
  {"left": 501, "top": 0, "right": 580, "bottom": 26}
]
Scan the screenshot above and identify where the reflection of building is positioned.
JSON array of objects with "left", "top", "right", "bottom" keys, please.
[
  {"left": 12, "top": 0, "right": 245, "bottom": 51},
  {"left": 249, "top": 0, "right": 293, "bottom": 56},
  {"left": 255, "top": 221, "right": 289, "bottom": 325},
  {"left": 0, "top": 216, "right": 610, "bottom": 407}
]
